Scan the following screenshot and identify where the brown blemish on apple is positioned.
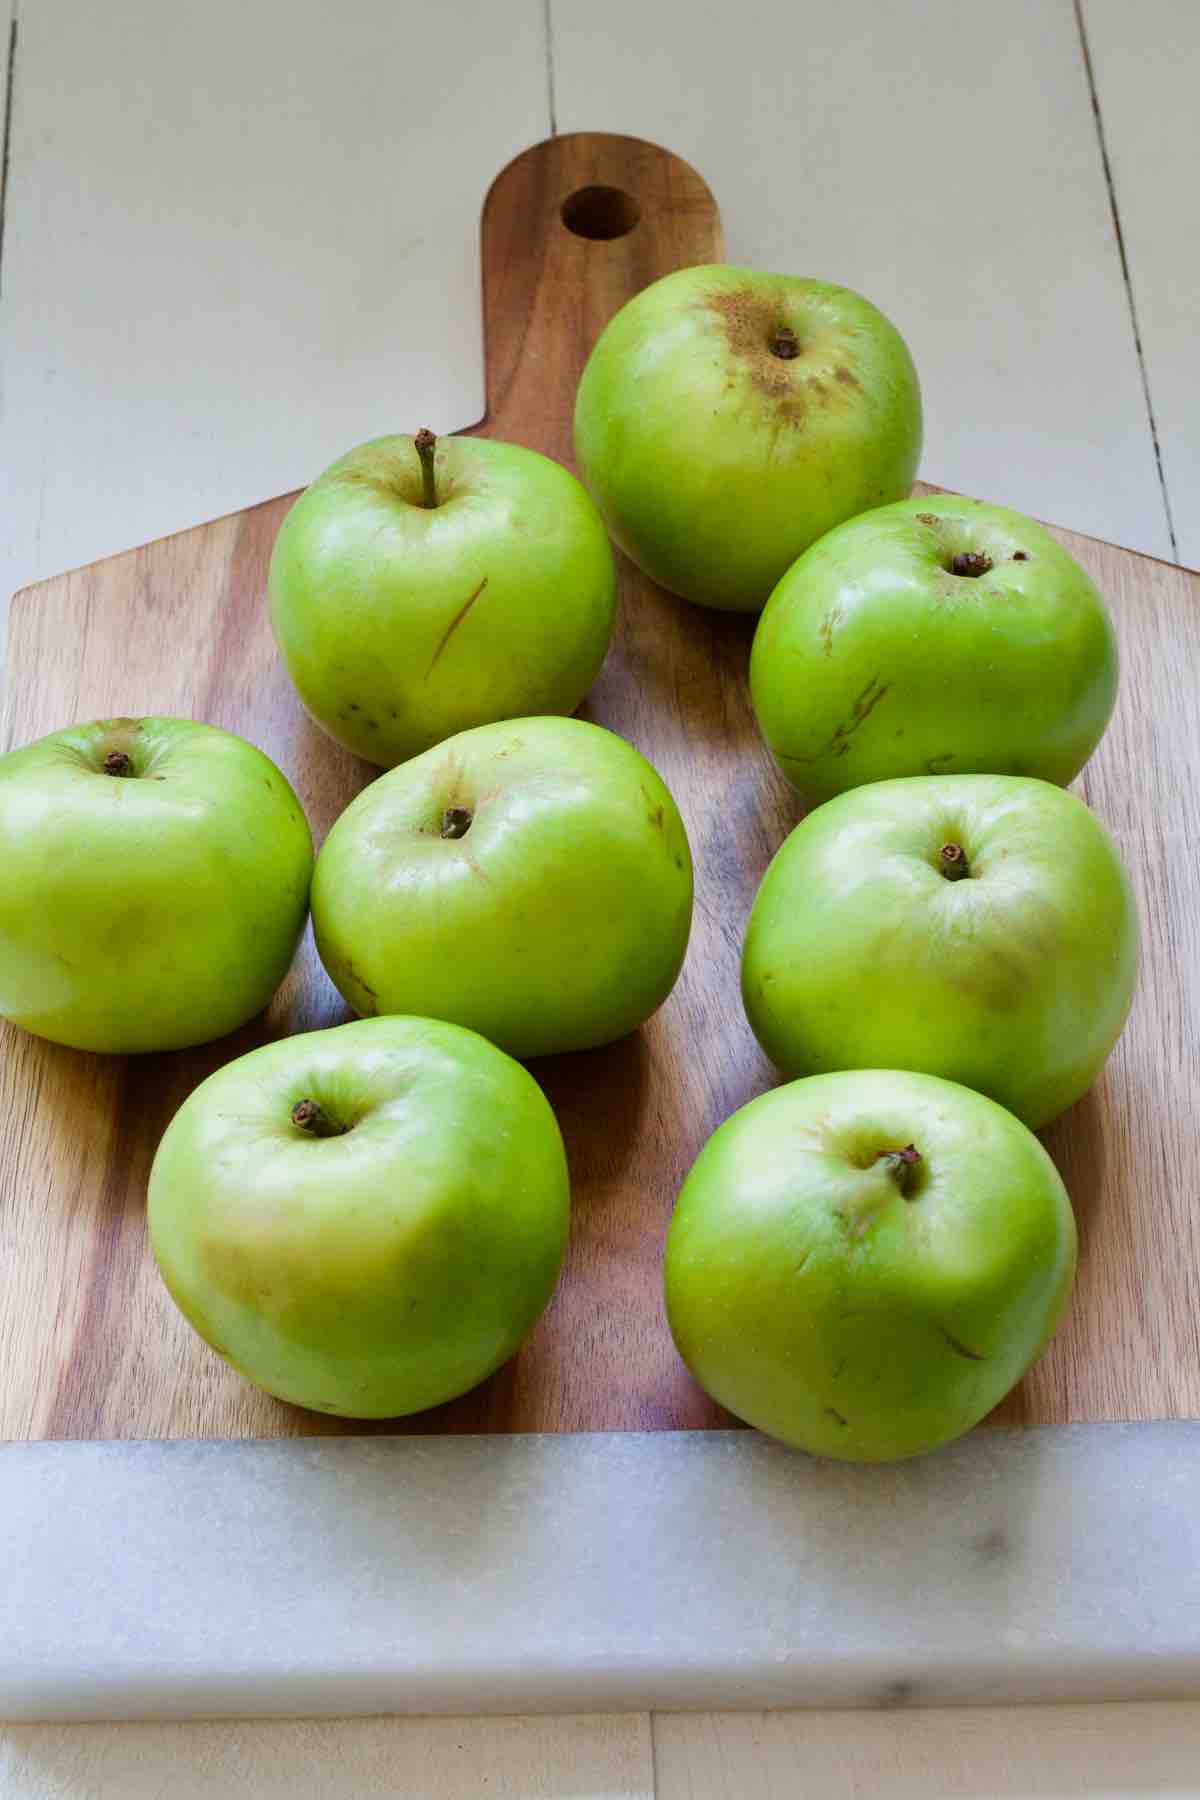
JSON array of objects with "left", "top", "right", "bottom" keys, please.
[
  {"left": 785, "top": 673, "right": 891, "bottom": 766},
  {"left": 701, "top": 287, "right": 807, "bottom": 420},
  {"left": 341, "top": 955, "right": 378, "bottom": 1012},
  {"left": 819, "top": 606, "right": 843, "bottom": 655},
  {"left": 915, "top": 512, "right": 940, "bottom": 527},
  {"left": 940, "top": 1326, "right": 985, "bottom": 1361},
  {"left": 835, "top": 365, "right": 861, "bottom": 388},
  {"left": 426, "top": 576, "right": 489, "bottom": 677}
]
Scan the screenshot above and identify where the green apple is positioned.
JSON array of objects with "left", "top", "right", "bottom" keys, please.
[
  {"left": 664, "top": 1069, "right": 1077, "bottom": 1462},
  {"left": 0, "top": 717, "right": 312, "bottom": 1053},
  {"left": 149, "top": 1015, "right": 569, "bottom": 1417},
  {"left": 742, "top": 774, "right": 1137, "bottom": 1128},
  {"left": 310, "top": 715, "right": 693, "bottom": 1058},
  {"left": 268, "top": 430, "right": 616, "bottom": 767},
  {"left": 573, "top": 264, "right": 922, "bottom": 612},
  {"left": 750, "top": 493, "right": 1119, "bottom": 803}
]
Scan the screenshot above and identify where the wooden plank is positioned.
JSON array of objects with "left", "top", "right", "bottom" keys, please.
[
  {"left": 990, "top": 527, "right": 1200, "bottom": 1426},
  {"left": 2, "top": 132, "right": 1198, "bottom": 1441},
  {"left": 0, "top": 1715, "right": 654, "bottom": 1800},
  {"left": 653, "top": 1701, "right": 1200, "bottom": 1799},
  {"left": 549, "top": 0, "right": 1174, "bottom": 561},
  {"left": 1081, "top": 0, "right": 1200, "bottom": 566},
  {"left": 0, "top": 0, "right": 549, "bottom": 630}
]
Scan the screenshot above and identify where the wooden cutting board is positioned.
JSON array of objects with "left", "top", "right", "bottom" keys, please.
[{"left": 2, "top": 132, "right": 1198, "bottom": 1442}]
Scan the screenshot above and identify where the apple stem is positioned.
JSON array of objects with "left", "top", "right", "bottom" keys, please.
[
  {"left": 415, "top": 427, "right": 439, "bottom": 509},
  {"left": 950, "top": 551, "right": 992, "bottom": 578},
  {"left": 103, "top": 750, "right": 133, "bottom": 777},
  {"left": 939, "top": 842, "right": 970, "bottom": 881},
  {"left": 877, "top": 1144, "right": 921, "bottom": 1195},
  {"left": 771, "top": 325, "right": 800, "bottom": 359},
  {"left": 291, "top": 1099, "right": 346, "bottom": 1138},
  {"left": 441, "top": 806, "right": 472, "bottom": 839}
]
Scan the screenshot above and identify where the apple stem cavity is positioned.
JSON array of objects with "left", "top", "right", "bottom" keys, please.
[
  {"left": 939, "top": 842, "right": 970, "bottom": 881},
  {"left": 415, "top": 427, "right": 439, "bottom": 509},
  {"left": 441, "top": 805, "right": 472, "bottom": 840},
  {"left": 950, "top": 551, "right": 993, "bottom": 578},
  {"left": 877, "top": 1144, "right": 921, "bottom": 1196},
  {"left": 770, "top": 325, "right": 800, "bottom": 360},
  {"left": 103, "top": 750, "right": 133, "bottom": 777},
  {"left": 291, "top": 1098, "right": 346, "bottom": 1138}
]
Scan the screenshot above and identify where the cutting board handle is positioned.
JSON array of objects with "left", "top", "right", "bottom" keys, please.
[{"left": 471, "top": 131, "right": 723, "bottom": 463}]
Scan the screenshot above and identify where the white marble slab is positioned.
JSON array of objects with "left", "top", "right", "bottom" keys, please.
[{"left": 3, "top": 1427, "right": 1198, "bottom": 1721}]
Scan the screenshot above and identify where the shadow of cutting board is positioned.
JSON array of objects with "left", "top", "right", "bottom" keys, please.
[{"left": 2, "top": 132, "right": 1198, "bottom": 1443}]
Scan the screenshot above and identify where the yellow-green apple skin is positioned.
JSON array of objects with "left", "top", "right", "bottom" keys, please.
[
  {"left": 268, "top": 433, "right": 616, "bottom": 767},
  {"left": 664, "top": 1069, "right": 1077, "bottom": 1462},
  {"left": 311, "top": 716, "right": 693, "bottom": 1058},
  {"left": 750, "top": 494, "right": 1119, "bottom": 803},
  {"left": 742, "top": 775, "right": 1137, "bottom": 1129},
  {"left": 573, "top": 264, "right": 922, "bottom": 613},
  {"left": 149, "top": 1015, "right": 569, "bottom": 1418},
  {"left": 0, "top": 717, "right": 313, "bottom": 1053}
]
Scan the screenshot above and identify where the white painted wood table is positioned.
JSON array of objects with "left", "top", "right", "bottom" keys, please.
[{"left": 2, "top": 0, "right": 1198, "bottom": 1792}]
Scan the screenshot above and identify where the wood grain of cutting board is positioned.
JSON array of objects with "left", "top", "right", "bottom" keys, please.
[{"left": 2, "top": 133, "right": 1198, "bottom": 1442}]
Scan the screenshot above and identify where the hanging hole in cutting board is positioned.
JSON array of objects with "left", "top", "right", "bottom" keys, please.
[{"left": 560, "top": 185, "right": 641, "bottom": 239}]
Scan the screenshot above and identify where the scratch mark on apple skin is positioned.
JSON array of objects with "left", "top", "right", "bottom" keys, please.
[
  {"left": 818, "top": 605, "right": 843, "bottom": 655},
  {"left": 940, "top": 1327, "right": 985, "bottom": 1361},
  {"left": 426, "top": 576, "right": 489, "bottom": 677},
  {"left": 340, "top": 954, "right": 379, "bottom": 1014},
  {"left": 824, "top": 1405, "right": 849, "bottom": 1427},
  {"left": 461, "top": 850, "right": 493, "bottom": 886},
  {"left": 780, "top": 673, "right": 891, "bottom": 767}
]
